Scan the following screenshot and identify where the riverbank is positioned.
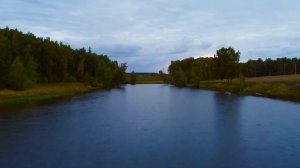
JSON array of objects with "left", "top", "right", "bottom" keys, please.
[
  {"left": 2, "top": 75, "right": 299, "bottom": 108},
  {"left": 136, "top": 75, "right": 165, "bottom": 84},
  {"left": 0, "top": 83, "right": 103, "bottom": 107},
  {"left": 136, "top": 80, "right": 165, "bottom": 84},
  {"left": 194, "top": 75, "right": 300, "bottom": 102}
]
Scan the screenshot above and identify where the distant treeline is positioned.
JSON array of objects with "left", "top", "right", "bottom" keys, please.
[
  {"left": 0, "top": 28, "right": 127, "bottom": 89},
  {"left": 168, "top": 47, "right": 300, "bottom": 87},
  {"left": 241, "top": 58, "right": 300, "bottom": 77}
]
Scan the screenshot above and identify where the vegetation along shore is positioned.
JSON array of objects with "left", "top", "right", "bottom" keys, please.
[
  {"left": 1, "top": 27, "right": 300, "bottom": 106},
  {"left": 0, "top": 83, "right": 101, "bottom": 107},
  {"left": 194, "top": 75, "right": 300, "bottom": 102},
  {"left": 0, "top": 28, "right": 127, "bottom": 107},
  {"left": 166, "top": 47, "right": 300, "bottom": 102}
]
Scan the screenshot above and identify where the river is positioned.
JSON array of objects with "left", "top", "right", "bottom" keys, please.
[{"left": 1, "top": 84, "right": 300, "bottom": 168}]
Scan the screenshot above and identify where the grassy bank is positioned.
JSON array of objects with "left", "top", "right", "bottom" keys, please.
[
  {"left": 194, "top": 74, "right": 300, "bottom": 102},
  {"left": 136, "top": 79, "right": 165, "bottom": 84},
  {"left": 0, "top": 83, "right": 102, "bottom": 107},
  {"left": 126, "top": 75, "right": 165, "bottom": 84}
]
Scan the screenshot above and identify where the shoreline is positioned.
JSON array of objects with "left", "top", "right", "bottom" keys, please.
[
  {"left": 1, "top": 76, "right": 300, "bottom": 109},
  {"left": 194, "top": 85, "right": 300, "bottom": 103},
  {"left": 0, "top": 83, "right": 111, "bottom": 108},
  {"left": 187, "top": 76, "right": 300, "bottom": 102},
  {"left": 135, "top": 81, "right": 165, "bottom": 84}
]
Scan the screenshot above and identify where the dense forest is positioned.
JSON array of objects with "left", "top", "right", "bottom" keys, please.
[
  {"left": 0, "top": 28, "right": 127, "bottom": 90},
  {"left": 168, "top": 47, "right": 300, "bottom": 87}
]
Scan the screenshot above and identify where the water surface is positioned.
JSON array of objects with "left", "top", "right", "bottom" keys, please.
[{"left": 1, "top": 84, "right": 300, "bottom": 168}]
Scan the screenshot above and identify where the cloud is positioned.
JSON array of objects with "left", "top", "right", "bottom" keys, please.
[
  {"left": 2, "top": 0, "right": 300, "bottom": 71},
  {"left": 165, "top": 47, "right": 189, "bottom": 55},
  {"left": 97, "top": 44, "right": 142, "bottom": 58}
]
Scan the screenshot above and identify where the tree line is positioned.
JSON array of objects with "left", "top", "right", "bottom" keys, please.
[
  {"left": 168, "top": 47, "right": 300, "bottom": 87},
  {"left": 0, "top": 28, "right": 127, "bottom": 89},
  {"left": 241, "top": 57, "right": 300, "bottom": 77}
]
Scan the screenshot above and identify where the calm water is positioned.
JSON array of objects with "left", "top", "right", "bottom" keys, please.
[{"left": 1, "top": 84, "right": 300, "bottom": 168}]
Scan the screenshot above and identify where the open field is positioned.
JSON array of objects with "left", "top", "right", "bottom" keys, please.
[
  {"left": 136, "top": 80, "right": 165, "bottom": 84},
  {"left": 126, "top": 75, "right": 165, "bottom": 84},
  {"left": 0, "top": 83, "right": 99, "bottom": 107},
  {"left": 196, "top": 74, "right": 300, "bottom": 102},
  {"left": 136, "top": 75, "right": 164, "bottom": 84},
  {"left": 246, "top": 74, "right": 300, "bottom": 82}
]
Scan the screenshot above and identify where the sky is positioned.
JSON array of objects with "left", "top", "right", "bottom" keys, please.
[{"left": 1, "top": 0, "right": 300, "bottom": 72}]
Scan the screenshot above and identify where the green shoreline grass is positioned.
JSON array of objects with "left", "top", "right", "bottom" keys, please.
[
  {"left": 130, "top": 74, "right": 300, "bottom": 102},
  {"left": 192, "top": 75, "right": 300, "bottom": 102},
  {"left": 0, "top": 83, "right": 102, "bottom": 108},
  {"left": 1, "top": 75, "right": 299, "bottom": 108},
  {"left": 131, "top": 75, "right": 165, "bottom": 84},
  {"left": 136, "top": 80, "right": 165, "bottom": 84}
]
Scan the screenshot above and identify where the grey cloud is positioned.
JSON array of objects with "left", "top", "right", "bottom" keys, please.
[
  {"left": 165, "top": 47, "right": 189, "bottom": 55},
  {"left": 199, "top": 42, "right": 212, "bottom": 50},
  {"left": 2, "top": 0, "right": 300, "bottom": 71},
  {"left": 98, "top": 44, "right": 142, "bottom": 58},
  {"left": 247, "top": 47, "right": 300, "bottom": 59}
]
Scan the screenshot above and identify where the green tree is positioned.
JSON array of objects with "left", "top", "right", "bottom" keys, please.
[
  {"left": 103, "top": 68, "right": 112, "bottom": 88},
  {"left": 190, "top": 70, "right": 200, "bottom": 87},
  {"left": 8, "top": 57, "right": 25, "bottom": 89},
  {"left": 233, "top": 73, "right": 246, "bottom": 93},
  {"left": 0, "top": 34, "right": 12, "bottom": 87},
  {"left": 173, "top": 68, "right": 187, "bottom": 87},
  {"left": 24, "top": 56, "right": 38, "bottom": 87},
  {"left": 77, "top": 58, "right": 85, "bottom": 81},
  {"left": 0, "top": 28, "right": 130, "bottom": 90},
  {"left": 214, "top": 47, "right": 240, "bottom": 79},
  {"left": 8, "top": 56, "right": 37, "bottom": 89}
]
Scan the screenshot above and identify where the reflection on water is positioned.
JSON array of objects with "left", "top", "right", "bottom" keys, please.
[
  {"left": 1, "top": 85, "right": 300, "bottom": 168},
  {"left": 213, "top": 93, "right": 244, "bottom": 167}
]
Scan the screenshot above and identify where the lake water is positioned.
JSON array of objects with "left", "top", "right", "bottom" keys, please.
[{"left": 1, "top": 84, "right": 300, "bottom": 168}]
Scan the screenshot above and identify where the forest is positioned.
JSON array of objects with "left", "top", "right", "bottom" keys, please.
[
  {"left": 1, "top": 27, "right": 300, "bottom": 90},
  {"left": 0, "top": 28, "right": 127, "bottom": 90},
  {"left": 168, "top": 47, "right": 300, "bottom": 87}
]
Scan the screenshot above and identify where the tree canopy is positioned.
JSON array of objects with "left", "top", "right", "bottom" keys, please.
[
  {"left": 214, "top": 47, "right": 240, "bottom": 79},
  {"left": 0, "top": 27, "right": 127, "bottom": 89},
  {"left": 168, "top": 46, "right": 300, "bottom": 87}
]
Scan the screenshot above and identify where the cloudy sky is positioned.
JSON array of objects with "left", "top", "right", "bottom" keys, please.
[{"left": 1, "top": 0, "right": 300, "bottom": 72}]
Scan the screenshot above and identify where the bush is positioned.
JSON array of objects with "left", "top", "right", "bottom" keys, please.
[{"left": 233, "top": 74, "right": 246, "bottom": 93}]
